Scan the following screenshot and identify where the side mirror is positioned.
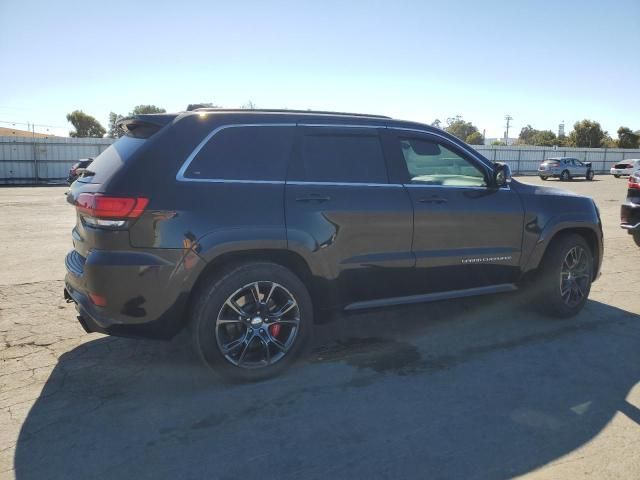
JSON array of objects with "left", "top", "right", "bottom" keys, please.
[{"left": 493, "top": 162, "right": 511, "bottom": 187}]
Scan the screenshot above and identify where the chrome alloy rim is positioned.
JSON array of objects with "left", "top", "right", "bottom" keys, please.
[
  {"left": 215, "top": 281, "right": 300, "bottom": 368},
  {"left": 560, "top": 246, "right": 591, "bottom": 307}
]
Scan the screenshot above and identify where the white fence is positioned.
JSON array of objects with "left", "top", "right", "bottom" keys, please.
[
  {"left": 1, "top": 136, "right": 640, "bottom": 185},
  {"left": 0, "top": 136, "right": 114, "bottom": 184}
]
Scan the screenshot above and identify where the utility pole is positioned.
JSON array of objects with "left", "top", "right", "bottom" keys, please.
[
  {"left": 504, "top": 115, "right": 513, "bottom": 145},
  {"left": 31, "top": 121, "right": 38, "bottom": 184}
]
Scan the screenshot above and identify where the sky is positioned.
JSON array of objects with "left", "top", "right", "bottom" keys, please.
[{"left": 1, "top": 0, "right": 639, "bottom": 138}]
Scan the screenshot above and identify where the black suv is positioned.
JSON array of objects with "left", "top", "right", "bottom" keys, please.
[
  {"left": 621, "top": 172, "right": 640, "bottom": 245},
  {"left": 64, "top": 109, "right": 603, "bottom": 380}
]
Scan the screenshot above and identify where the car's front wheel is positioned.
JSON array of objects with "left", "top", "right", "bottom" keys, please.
[
  {"left": 190, "top": 262, "right": 312, "bottom": 381},
  {"left": 586, "top": 170, "right": 595, "bottom": 181},
  {"left": 540, "top": 176, "right": 548, "bottom": 181},
  {"left": 614, "top": 174, "right": 621, "bottom": 178},
  {"left": 534, "top": 233, "right": 593, "bottom": 317},
  {"left": 633, "top": 232, "right": 640, "bottom": 247}
]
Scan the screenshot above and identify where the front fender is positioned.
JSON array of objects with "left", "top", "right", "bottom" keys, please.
[{"left": 522, "top": 211, "right": 602, "bottom": 276}]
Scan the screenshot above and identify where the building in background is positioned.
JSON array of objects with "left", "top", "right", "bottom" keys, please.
[
  {"left": 484, "top": 137, "right": 518, "bottom": 146},
  {"left": 0, "top": 127, "right": 55, "bottom": 138}
]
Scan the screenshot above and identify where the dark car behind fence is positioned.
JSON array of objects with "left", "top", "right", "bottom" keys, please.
[{"left": 1, "top": 135, "right": 639, "bottom": 184}]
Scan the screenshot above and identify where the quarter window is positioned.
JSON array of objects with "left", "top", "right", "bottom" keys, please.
[
  {"left": 399, "top": 138, "right": 487, "bottom": 187},
  {"left": 184, "top": 126, "right": 295, "bottom": 181},
  {"left": 289, "top": 132, "right": 388, "bottom": 184}
]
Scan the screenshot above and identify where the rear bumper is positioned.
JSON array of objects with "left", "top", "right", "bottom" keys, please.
[
  {"left": 610, "top": 168, "right": 632, "bottom": 176},
  {"left": 64, "top": 248, "right": 205, "bottom": 339},
  {"left": 621, "top": 202, "right": 640, "bottom": 233}
]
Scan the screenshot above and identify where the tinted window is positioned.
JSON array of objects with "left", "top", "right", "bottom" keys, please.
[
  {"left": 78, "top": 136, "right": 145, "bottom": 183},
  {"left": 290, "top": 132, "right": 388, "bottom": 183},
  {"left": 185, "top": 126, "right": 294, "bottom": 181},
  {"left": 399, "top": 138, "right": 486, "bottom": 187}
]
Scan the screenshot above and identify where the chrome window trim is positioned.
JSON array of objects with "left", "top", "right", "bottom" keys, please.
[
  {"left": 178, "top": 178, "right": 285, "bottom": 185},
  {"left": 176, "top": 122, "right": 502, "bottom": 186},
  {"left": 176, "top": 123, "right": 296, "bottom": 183},
  {"left": 403, "top": 183, "right": 491, "bottom": 191},
  {"left": 287, "top": 180, "right": 402, "bottom": 188}
]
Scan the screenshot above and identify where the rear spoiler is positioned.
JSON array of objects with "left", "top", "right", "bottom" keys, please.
[{"left": 116, "top": 114, "right": 176, "bottom": 139}]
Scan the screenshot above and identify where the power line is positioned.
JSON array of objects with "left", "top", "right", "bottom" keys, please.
[{"left": 0, "top": 120, "right": 67, "bottom": 129}]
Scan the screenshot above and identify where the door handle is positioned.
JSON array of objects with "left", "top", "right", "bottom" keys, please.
[
  {"left": 419, "top": 195, "right": 448, "bottom": 204},
  {"left": 295, "top": 194, "right": 331, "bottom": 203}
]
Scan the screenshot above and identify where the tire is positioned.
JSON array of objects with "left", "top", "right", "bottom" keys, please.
[
  {"left": 190, "top": 262, "right": 313, "bottom": 381},
  {"left": 586, "top": 170, "right": 594, "bottom": 181},
  {"left": 634, "top": 232, "right": 640, "bottom": 247},
  {"left": 614, "top": 174, "right": 621, "bottom": 178},
  {"left": 532, "top": 233, "right": 593, "bottom": 318},
  {"left": 540, "top": 176, "right": 548, "bottom": 181},
  {"left": 560, "top": 170, "right": 571, "bottom": 181}
]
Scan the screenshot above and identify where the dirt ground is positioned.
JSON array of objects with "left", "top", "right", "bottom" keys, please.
[{"left": 1, "top": 176, "right": 639, "bottom": 480}]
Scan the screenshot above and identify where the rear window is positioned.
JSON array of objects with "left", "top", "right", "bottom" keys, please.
[
  {"left": 184, "top": 126, "right": 295, "bottom": 181},
  {"left": 289, "top": 132, "right": 387, "bottom": 184},
  {"left": 77, "top": 136, "right": 146, "bottom": 183}
]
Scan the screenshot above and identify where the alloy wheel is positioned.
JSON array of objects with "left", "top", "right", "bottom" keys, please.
[
  {"left": 560, "top": 246, "right": 591, "bottom": 307},
  {"left": 215, "top": 281, "right": 300, "bottom": 368}
]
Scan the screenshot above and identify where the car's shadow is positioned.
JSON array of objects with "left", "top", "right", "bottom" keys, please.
[
  {"left": 538, "top": 178, "right": 602, "bottom": 182},
  {"left": 14, "top": 294, "right": 640, "bottom": 479}
]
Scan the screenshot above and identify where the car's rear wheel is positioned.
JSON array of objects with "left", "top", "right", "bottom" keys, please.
[
  {"left": 533, "top": 233, "right": 593, "bottom": 317},
  {"left": 586, "top": 170, "right": 595, "bottom": 181},
  {"left": 614, "top": 174, "right": 621, "bottom": 178},
  {"left": 540, "top": 176, "right": 548, "bottom": 181},
  {"left": 190, "top": 262, "right": 312, "bottom": 381},
  {"left": 560, "top": 170, "right": 571, "bottom": 181},
  {"left": 633, "top": 232, "right": 640, "bottom": 247}
]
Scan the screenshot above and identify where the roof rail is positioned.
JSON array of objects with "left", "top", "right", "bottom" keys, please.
[{"left": 190, "top": 108, "right": 391, "bottom": 119}]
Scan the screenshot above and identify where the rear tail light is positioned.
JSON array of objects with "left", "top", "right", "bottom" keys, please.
[
  {"left": 629, "top": 176, "right": 640, "bottom": 190},
  {"left": 76, "top": 193, "right": 149, "bottom": 228}
]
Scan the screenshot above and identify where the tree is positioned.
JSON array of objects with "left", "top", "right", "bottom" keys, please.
[
  {"left": 431, "top": 119, "right": 442, "bottom": 129},
  {"left": 107, "top": 112, "right": 124, "bottom": 138},
  {"left": 186, "top": 102, "right": 219, "bottom": 111},
  {"left": 66, "top": 110, "right": 106, "bottom": 138},
  {"left": 617, "top": 126, "right": 639, "bottom": 149},
  {"left": 567, "top": 119, "right": 607, "bottom": 148},
  {"left": 529, "top": 130, "right": 557, "bottom": 147},
  {"left": 241, "top": 100, "right": 256, "bottom": 109},
  {"left": 491, "top": 140, "right": 506, "bottom": 146},
  {"left": 444, "top": 116, "right": 479, "bottom": 142},
  {"left": 465, "top": 131, "right": 484, "bottom": 145},
  {"left": 130, "top": 105, "right": 166, "bottom": 115},
  {"left": 518, "top": 125, "right": 537, "bottom": 144}
]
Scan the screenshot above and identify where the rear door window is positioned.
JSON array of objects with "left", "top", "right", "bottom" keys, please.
[
  {"left": 184, "top": 126, "right": 295, "bottom": 181},
  {"left": 289, "top": 129, "right": 388, "bottom": 184}
]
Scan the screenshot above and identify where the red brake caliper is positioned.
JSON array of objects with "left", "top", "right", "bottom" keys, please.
[{"left": 269, "top": 324, "right": 281, "bottom": 338}]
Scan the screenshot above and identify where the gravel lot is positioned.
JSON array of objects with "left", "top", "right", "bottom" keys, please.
[{"left": 1, "top": 176, "right": 639, "bottom": 480}]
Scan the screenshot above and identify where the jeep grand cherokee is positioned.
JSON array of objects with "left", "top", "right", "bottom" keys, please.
[{"left": 64, "top": 109, "right": 603, "bottom": 380}]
